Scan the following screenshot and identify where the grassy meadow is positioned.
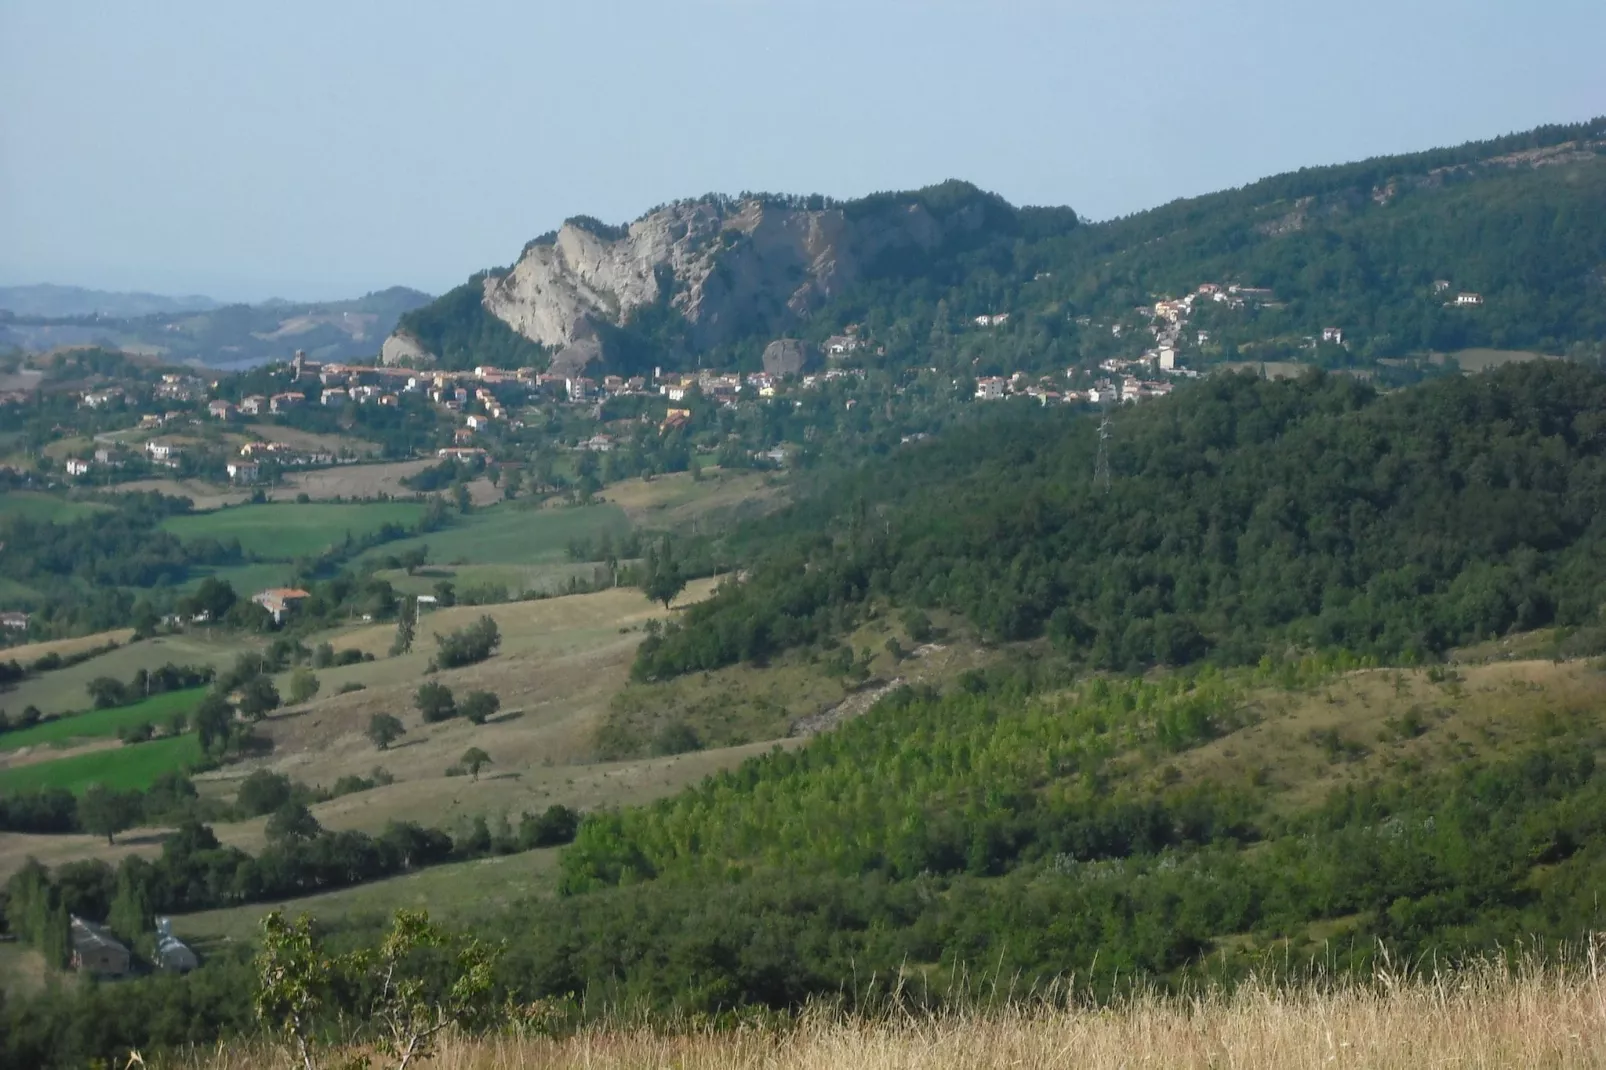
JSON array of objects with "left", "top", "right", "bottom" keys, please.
[
  {"left": 601, "top": 468, "right": 785, "bottom": 531},
  {"left": 178, "top": 560, "right": 299, "bottom": 595},
  {"left": 161, "top": 500, "right": 428, "bottom": 559},
  {"left": 0, "top": 688, "right": 205, "bottom": 752},
  {"left": 0, "top": 576, "right": 42, "bottom": 602},
  {"left": 0, "top": 628, "right": 134, "bottom": 665},
  {"left": 358, "top": 501, "right": 630, "bottom": 571},
  {"left": 0, "top": 630, "right": 261, "bottom": 717},
  {"left": 376, "top": 561, "right": 616, "bottom": 600},
  {"left": 0, "top": 732, "right": 200, "bottom": 794},
  {"left": 175, "top": 847, "right": 565, "bottom": 943},
  {"left": 0, "top": 491, "right": 110, "bottom": 523}
]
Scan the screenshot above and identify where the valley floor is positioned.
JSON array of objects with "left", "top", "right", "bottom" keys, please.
[{"left": 179, "top": 956, "right": 1606, "bottom": 1069}]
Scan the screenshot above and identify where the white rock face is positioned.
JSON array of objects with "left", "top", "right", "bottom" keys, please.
[
  {"left": 380, "top": 330, "right": 434, "bottom": 366},
  {"left": 472, "top": 195, "right": 986, "bottom": 352}
]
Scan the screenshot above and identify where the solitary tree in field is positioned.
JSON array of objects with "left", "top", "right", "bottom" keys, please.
[
  {"left": 288, "top": 668, "right": 321, "bottom": 706},
  {"left": 643, "top": 541, "right": 686, "bottom": 610},
  {"left": 79, "top": 783, "right": 138, "bottom": 845},
  {"left": 459, "top": 690, "right": 500, "bottom": 725},
  {"left": 367, "top": 712, "right": 406, "bottom": 751},
  {"left": 460, "top": 747, "right": 491, "bottom": 782},
  {"left": 238, "top": 675, "right": 281, "bottom": 721},
  {"left": 415, "top": 681, "right": 456, "bottom": 723},
  {"left": 195, "top": 692, "right": 235, "bottom": 753},
  {"left": 390, "top": 596, "right": 416, "bottom": 656},
  {"left": 265, "top": 802, "right": 322, "bottom": 845}
]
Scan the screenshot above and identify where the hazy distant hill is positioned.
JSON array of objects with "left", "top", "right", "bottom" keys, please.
[
  {"left": 0, "top": 283, "right": 222, "bottom": 318},
  {"left": 0, "top": 286, "right": 433, "bottom": 367}
]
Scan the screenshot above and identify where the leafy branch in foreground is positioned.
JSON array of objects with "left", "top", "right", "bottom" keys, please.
[{"left": 255, "top": 908, "right": 503, "bottom": 1070}]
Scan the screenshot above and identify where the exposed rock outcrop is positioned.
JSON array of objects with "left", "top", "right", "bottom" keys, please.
[
  {"left": 761, "top": 338, "right": 817, "bottom": 378},
  {"left": 469, "top": 194, "right": 993, "bottom": 352},
  {"left": 380, "top": 329, "right": 434, "bottom": 366},
  {"left": 546, "top": 319, "right": 606, "bottom": 379}
]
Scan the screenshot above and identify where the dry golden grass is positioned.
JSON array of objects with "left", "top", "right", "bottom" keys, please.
[
  {"left": 1435, "top": 347, "right": 1558, "bottom": 372},
  {"left": 0, "top": 627, "right": 134, "bottom": 666},
  {"left": 600, "top": 468, "right": 785, "bottom": 530},
  {"left": 112, "top": 478, "right": 251, "bottom": 510},
  {"left": 0, "top": 582, "right": 743, "bottom": 885},
  {"left": 1168, "top": 658, "right": 1606, "bottom": 813},
  {"left": 114, "top": 459, "right": 437, "bottom": 507},
  {"left": 179, "top": 953, "right": 1606, "bottom": 1069},
  {"left": 0, "top": 629, "right": 263, "bottom": 717},
  {"left": 248, "top": 424, "right": 381, "bottom": 457}
]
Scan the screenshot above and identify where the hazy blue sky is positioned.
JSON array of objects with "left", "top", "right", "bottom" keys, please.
[{"left": 2, "top": 0, "right": 1601, "bottom": 302}]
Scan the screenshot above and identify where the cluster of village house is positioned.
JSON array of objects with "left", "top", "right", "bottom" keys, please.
[
  {"left": 50, "top": 278, "right": 1495, "bottom": 481},
  {"left": 972, "top": 276, "right": 1487, "bottom": 405}
]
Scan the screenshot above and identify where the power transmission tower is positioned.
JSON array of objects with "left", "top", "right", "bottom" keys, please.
[{"left": 1094, "top": 403, "right": 1112, "bottom": 493}]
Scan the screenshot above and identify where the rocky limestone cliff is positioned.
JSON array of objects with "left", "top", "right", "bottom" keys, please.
[
  {"left": 380, "top": 329, "right": 435, "bottom": 366},
  {"left": 472, "top": 194, "right": 991, "bottom": 354}
]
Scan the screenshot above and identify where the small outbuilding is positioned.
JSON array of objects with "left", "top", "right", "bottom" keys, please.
[
  {"left": 70, "top": 916, "right": 130, "bottom": 977},
  {"left": 155, "top": 917, "right": 199, "bottom": 972}
]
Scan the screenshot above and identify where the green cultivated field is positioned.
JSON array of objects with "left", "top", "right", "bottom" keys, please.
[
  {"left": 359, "top": 501, "right": 630, "bottom": 569},
  {"left": 376, "top": 561, "right": 613, "bottom": 599},
  {"left": 0, "top": 732, "right": 201, "bottom": 794},
  {"left": 180, "top": 561, "right": 297, "bottom": 595},
  {"left": 0, "top": 631, "right": 262, "bottom": 717},
  {"left": 0, "top": 576, "right": 41, "bottom": 603},
  {"left": 0, "top": 492, "right": 111, "bottom": 523},
  {"left": 175, "top": 848, "right": 562, "bottom": 943},
  {"left": 161, "top": 501, "right": 427, "bottom": 559},
  {"left": 0, "top": 689, "right": 206, "bottom": 752}
]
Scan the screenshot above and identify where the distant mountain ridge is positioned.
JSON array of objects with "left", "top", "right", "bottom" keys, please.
[
  {"left": 0, "top": 283, "right": 222, "bottom": 318},
  {"left": 0, "top": 286, "right": 433, "bottom": 368},
  {"left": 389, "top": 117, "right": 1606, "bottom": 377}
]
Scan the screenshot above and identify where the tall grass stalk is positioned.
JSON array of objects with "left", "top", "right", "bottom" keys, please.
[{"left": 178, "top": 941, "right": 1606, "bottom": 1069}]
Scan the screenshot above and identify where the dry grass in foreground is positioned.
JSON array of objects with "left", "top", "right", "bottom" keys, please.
[{"left": 182, "top": 954, "right": 1606, "bottom": 1069}]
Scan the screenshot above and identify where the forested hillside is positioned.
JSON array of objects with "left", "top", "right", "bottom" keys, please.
[
  {"left": 551, "top": 659, "right": 1606, "bottom": 999},
  {"left": 638, "top": 362, "right": 1606, "bottom": 679},
  {"left": 397, "top": 118, "right": 1606, "bottom": 375}
]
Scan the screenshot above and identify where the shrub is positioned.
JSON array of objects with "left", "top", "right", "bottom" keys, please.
[
  {"left": 433, "top": 616, "right": 500, "bottom": 669},
  {"left": 901, "top": 608, "right": 934, "bottom": 644},
  {"left": 236, "top": 769, "right": 294, "bottom": 817},
  {"left": 367, "top": 713, "right": 406, "bottom": 750},
  {"left": 652, "top": 721, "right": 702, "bottom": 756},
  {"left": 518, "top": 804, "right": 580, "bottom": 848},
  {"left": 288, "top": 668, "right": 321, "bottom": 705},
  {"left": 460, "top": 691, "right": 500, "bottom": 725},
  {"left": 416, "top": 682, "right": 456, "bottom": 723},
  {"left": 117, "top": 721, "right": 155, "bottom": 744}
]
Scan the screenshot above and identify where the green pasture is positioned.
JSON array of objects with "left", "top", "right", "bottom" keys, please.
[
  {"left": 359, "top": 502, "right": 630, "bottom": 570},
  {"left": 0, "top": 492, "right": 111, "bottom": 523},
  {"left": 374, "top": 561, "right": 614, "bottom": 599},
  {"left": 0, "top": 631, "right": 261, "bottom": 717},
  {"left": 0, "top": 688, "right": 207, "bottom": 753},
  {"left": 174, "top": 847, "right": 562, "bottom": 943},
  {"left": 0, "top": 576, "right": 42, "bottom": 603},
  {"left": 0, "top": 732, "right": 202, "bottom": 794},
  {"left": 179, "top": 561, "right": 296, "bottom": 595},
  {"left": 161, "top": 501, "right": 427, "bottom": 559}
]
